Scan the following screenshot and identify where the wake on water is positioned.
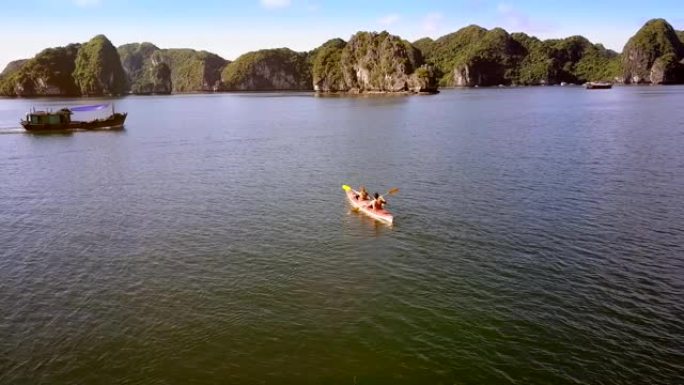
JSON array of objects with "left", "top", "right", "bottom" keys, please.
[{"left": 0, "top": 127, "right": 25, "bottom": 135}]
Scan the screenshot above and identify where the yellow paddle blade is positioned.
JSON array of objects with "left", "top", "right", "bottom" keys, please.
[
  {"left": 387, "top": 187, "right": 399, "bottom": 195},
  {"left": 342, "top": 184, "right": 351, "bottom": 191}
]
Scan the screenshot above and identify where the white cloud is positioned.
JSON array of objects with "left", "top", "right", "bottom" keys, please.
[
  {"left": 304, "top": 0, "right": 320, "bottom": 12},
  {"left": 496, "top": 2, "right": 553, "bottom": 33},
  {"left": 497, "top": 3, "right": 513, "bottom": 14},
  {"left": 72, "top": 0, "right": 101, "bottom": 6},
  {"left": 378, "top": 14, "right": 401, "bottom": 26},
  {"left": 260, "top": 0, "right": 291, "bottom": 10},
  {"left": 422, "top": 12, "right": 443, "bottom": 34}
]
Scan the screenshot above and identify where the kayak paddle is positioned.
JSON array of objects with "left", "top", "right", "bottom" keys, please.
[{"left": 343, "top": 185, "right": 398, "bottom": 196}]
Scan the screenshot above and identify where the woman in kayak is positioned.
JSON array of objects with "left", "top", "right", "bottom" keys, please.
[
  {"left": 355, "top": 186, "right": 369, "bottom": 201},
  {"left": 369, "top": 192, "right": 387, "bottom": 210}
]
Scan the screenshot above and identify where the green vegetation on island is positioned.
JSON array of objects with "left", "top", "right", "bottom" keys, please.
[
  {"left": 411, "top": 38, "right": 435, "bottom": 59},
  {"left": 311, "top": 38, "right": 347, "bottom": 92},
  {"left": 117, "top": 42, "right": 168, "bottom": 94},
  {"left": 416, "top": 25, "right": 620, "bottom": 86},
  {"left": 649, "top": 53, "right": 684, "bottom": 84},
  {"left": 0, "top": 59, "right": 28, "bottom": 78},
  {"left": 221, "top": 48, "right": 311, "bottom": 91},
  {"left": 117, "top": 43, "right": 228, "bottom": 94},
  {"left": 160, "top": 49, "right": 227, "bottom": 92},
  {"left": 420, "top": 25, "right": 511, "bottom": 86},
  {"left": 73, "top": 35, "right": 127, "bottom": 95},
  {"left": 2, "top": 18, "right": 684, "bottom": 97},
  {"left": 516, "top": 34, "right": 620, "bottom": 85},
  {"left": 451, "top": 27, "right": 525, "bottom": 86},
  {"left": 621, "top": 19, "right": 684, "bottom": 84},
  {"left": 0, "top": 44, "right": 81, "bottom": 96},
  {"left": 312, "top": 31, "right": 438, "bottom": 93}
]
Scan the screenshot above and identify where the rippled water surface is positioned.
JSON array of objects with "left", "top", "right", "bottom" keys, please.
[{"left": 1, "top": 87, "right": 683, "bottom": 384}]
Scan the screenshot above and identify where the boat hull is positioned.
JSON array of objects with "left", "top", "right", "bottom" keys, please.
[
  {"left": 21, "top": 112, "right": 127, "bottom": 131},
  {"left": 345, "top": 188, "right": 394, "bottom": 225},
  {"left": 585, "top": 82, "right": 612, "bottom": 89}
]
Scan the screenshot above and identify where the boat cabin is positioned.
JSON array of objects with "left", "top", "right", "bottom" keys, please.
[{"left": 26, "top": 109, "right": 72, "bottom": 125}]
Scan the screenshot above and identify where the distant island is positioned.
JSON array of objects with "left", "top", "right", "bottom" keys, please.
[{"left": 1, "top": 18, "right": 683, "bottom": 97}]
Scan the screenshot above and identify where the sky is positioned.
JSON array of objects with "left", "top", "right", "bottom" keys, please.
[{"left": 1, "top": 0, "right": 683, "bottom": 70}]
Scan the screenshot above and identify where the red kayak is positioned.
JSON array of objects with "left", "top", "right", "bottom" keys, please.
[{"left": 343, "top": 187, "right": 394, "bottom": 225}]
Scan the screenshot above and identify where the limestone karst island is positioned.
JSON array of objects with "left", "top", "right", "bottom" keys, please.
[{"left": 1, "top": 18, "right": 683, "bottom": 97}]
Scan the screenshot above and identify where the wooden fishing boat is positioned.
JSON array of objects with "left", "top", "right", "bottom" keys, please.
[{"left": 21, "top": 104, "right": 127, "bottom": 131}]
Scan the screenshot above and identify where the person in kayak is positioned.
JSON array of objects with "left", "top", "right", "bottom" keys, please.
[
  {"left": 369, "top": 192, "right": 387, "bottom": 210},
  {"left": 354, "top": 186, "right": 369, "bottom": 201}
]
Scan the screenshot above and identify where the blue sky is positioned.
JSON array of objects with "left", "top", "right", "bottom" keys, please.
[{"left": 1, "top": 0, "right": 683, "bottom": 70}]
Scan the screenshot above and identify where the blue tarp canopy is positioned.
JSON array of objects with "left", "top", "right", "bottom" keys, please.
[{"left": 70, "top": 104, "right": 109, "bottom": 112}]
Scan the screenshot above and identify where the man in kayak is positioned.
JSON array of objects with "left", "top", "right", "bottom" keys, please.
[
  {"left": 369, "top": 192, "right": 387, "bottom": 210},
  {"left": 354, "top": 186, "right": 369, "bottom": 201}
]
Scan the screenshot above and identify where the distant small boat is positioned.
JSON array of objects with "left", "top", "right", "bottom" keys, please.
[
  {"left": 585, "top": 82, "right": 613, "bottom": 90},
  {"left": 21, "top": 104, "right": 127, "bottom": 131}
]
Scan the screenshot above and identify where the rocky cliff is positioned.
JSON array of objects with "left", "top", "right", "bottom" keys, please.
[
  {"left": 412, "top": 38, "right": 435, "bottom": 59},
  {"left": 160, "top": 49, "right": 227, "bottom": 92},
  {"left": 516, "top": 35, "right": 620, "bottom": 85},
  {"left": 0, "top": 35, "right": 143, "bottom": 97},
  {"left": 0, "top": 45, "right": 81, "bottom": 96},
  {"left": 417, "top": 25, "right": 490, "bottom": 86},
  {"left": 117, "top": 44, "right": 227, "bottom": 93},
  {"left": 312, "top": 31, "right": 437, "bottom": 93},
  {"left": 648, "top": 53, "right": 684, "bottom": 84},
  {"left": 311, "top": 39, "right": 348, "bottom": 92},
  {"left": 73, "top": 35, "right": 127, "bottom": 95},
  {"left": 4, "top": 19, "right": 684, "bottom": 97},
  {"left": 0, "top": 59, "right": 28, "bottom": 77},
  {"left": 418, "top": 25, "right": 619, "bottom": 87},
  {"left": 452, "top": 28, "right": 526, "bottom": 87},
  {"left": 621, "top": 19, "right": 684, "bottom": 84},
  {"left": 220, "top": 48, "right": 311, "bottom": 91},
  {"left": 117, "top": 42, "right": 168, "bottom": 93}
]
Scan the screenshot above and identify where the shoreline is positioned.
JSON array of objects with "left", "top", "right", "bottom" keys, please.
[{"left": 1, "top": 83, "right": 681, "bottom": 100}]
